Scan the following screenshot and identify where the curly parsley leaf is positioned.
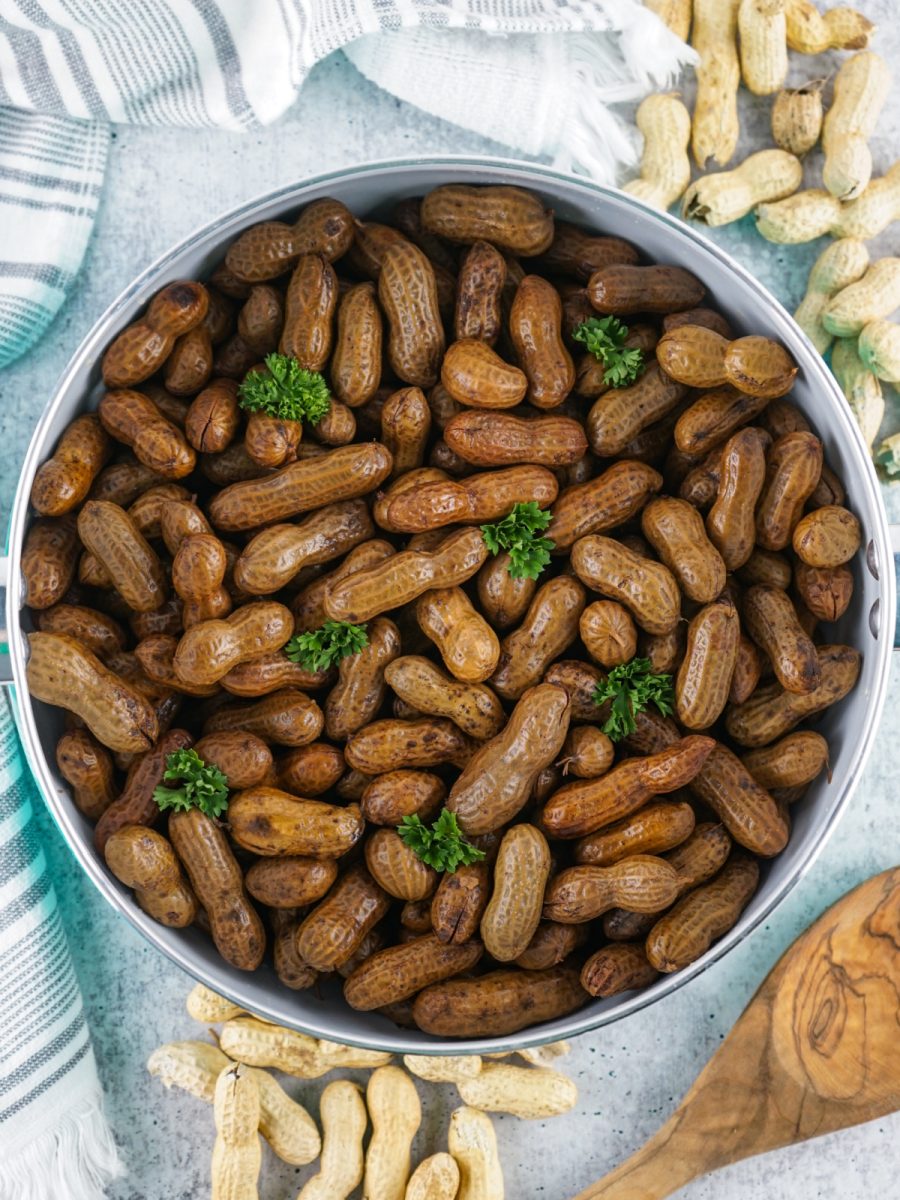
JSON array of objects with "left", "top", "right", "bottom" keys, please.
[
  {"left": 153, "top": 748, "right": 229, "bottom": 819},
  {"left": 572, "top": 316, "right": 644, "bottom": 388},
  {"left": 592, "top": 657, "right": 675, "bottom": 742},
  {"left": 238, "top": 352, "right": 331, "bottom": 424},
  {"left": 481, "top": 501, "right": 555, "bottom": 581},
  {"left": 284, "top": 620, "right": 368, "bottom": 672},
  {"left": 397, "top": 810, "right": 486, "bottom": 873}
]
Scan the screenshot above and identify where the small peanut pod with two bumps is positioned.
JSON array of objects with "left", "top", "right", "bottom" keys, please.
[
  {"left": 363, "top": 1066, "right": 421, "bottom": 1200},
  {"left": 36, "top": 603, "right": 126, "bottom": 661},
  {"left": 443, "top": 409, "right": 588, "bottom": 467},
  {"left": 93, "top": 729, "right": 193, "bottom": 851},
  {"left": 385, "top": 656, "right": 505, "bottom": 740},
  {"left": 541, "top": 736, "right": 715, "bottom": 839},
  {"left": 571, "top": 535, "right": 681, "bottom": 636},
  {"left": 822, "top": 258, "right": 900, "bottom": 338},
  {"left": 416, "top": 587, "right": 500, "bottom": 684},
  {"left": 171, "top": 532, "right": 231, "bottom": 628},
  {"left": 533, "top": 221, "right": 638, "bottom": 282},
  {"left": 224, "top": 196, "right": 354, "bottom": 282},
  {"left": 365, "top": 828, "right": 439, "bottom": 901},
  {"left": 706, "top": 427, "right": 769, "bottom": 570},
  {"left": 743, "top": 584, "right": 821, "bottom": 694},
  {"left": 785, "top": 0, "right": 874, "bottom": 54},
  {"left": 413, "top": 966, "right": 587, "bottom": 1038},
  {"left": 297, "top": 1080, "right": 367, "bottom": 1200},
  {"left": 203, "top": 689, "right": 324, "bottom": 747},
  {"left": 822, "top": 51, "right": 891, "bottom": 201},
  {"left": 477, "top": 551, "right": 537, "bottom": 629},
  {"left": 383, "top": 464, "right": 557, "bottom": 533},
  {"left": 549, "top": 460, "right": 663, "bottom": 549},
  {"left": 641, "top": 496, "right": 727, "bottom": 603},
  {"left": 227, "top": 788, "right": 363, "bottom": 858},
  {"left": 75, "top": 497, "right": 169, "bottom": 613},
  {"left": 325, "top": 617, "right": 400, "bottom": 740},
  {"left": 104, "top": 825, "right": 197, "bottom": 927},
  {"left": 581, "top": 943, "right": 659, "bottom": 998},
  {"left": 447, "top": 683, "right": 571, "bottom": 836},
  {"left": 102, "top": 281, "right": 208, "bottom": 388},
  {"left": 676, "top": 597, "right": 742, "bottom": 730},
  {"left": 21, "top": 514, "right": 80, "bottom": 609},
  {"left": 831, "top": 337, "right": 884, "bottom": 450},
  {"left": 756, "top": 163, "right": 900, "bottom": 243},
  {"left": 579, "top": 600, "right": 637, "bottom": 669},
  {"left": 343, "top": 933, "right": 483, "bottom": 1011},
  {"left": 574, "top": 800, "right": 696, "bottom": 867},
  {"left": 683, "top": 150, "right": 801, "bottom": 226},
  {"left": 771, "top": 80, "right": 825, "bottom": 156},
  {"left": 480, "top": 824, "right": 551, "bottom": 962},
  {"left": 420, "top": 183, "right": 554, "bottom": 255},
  {"left": 381, "top": 386, "right": 432, "bottom": 476},
  {"left": 690, "top": 0, "right": 741, "bottom": 169},
  {"left": 543, "top": 855, "right": 681, "bottom": 923},
  {"left": 245, "top": 856, "right": 337, "bottom": 909},
  {"left": 440, "top": 338, "right": 528, "bottom": 409},
  {"left": 656, "top": 325, "right": 798, "bottom": 398},
  {"left": 173, "top": 601, "right": 293, "bottom": 686},
  {"left": 509, "top": 275, "right": 576, "bottom": 408},
  {"left": 858, "top": 319, "right": 900, "bottom": 382},
  {"left": 55, "top": 729, "right": 117, "bottom": 820},
  {"left": 742, "top": 729, "right": 829, "bottom": 790},
  {"left": 756, "top": 431, "right": 823, "bottom": 550},
  {"left": 793, "top": 239, "right": 869, "bottom": 354},
  {"left": 345, "top": 717, "right": 476, "bottom": 774},
  {"left": 379, "top": 241, "right": 445, "bottom": 388},
  {"left": 99, "top": 390, "right": 196, "bottom": 479},
  {"left": 623, "top": 93, "right": 691, "bottom": 212},
  {"left": 360, "top": 769, "right": 446, "bottom": 826},
  {"left": 278, "top": 253, "right": 338, "bottom": 370},
  {"left": 490, "top": 575, "right": 586, "bottom": 701},
  {"left": 586, "top": 363, "right": 690, "bottom": 457},
  {"left": 30, "top": 415, "right": 112, "bottom": 516}
]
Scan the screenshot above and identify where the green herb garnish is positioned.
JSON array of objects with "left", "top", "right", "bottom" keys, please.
[
  {"left": 592, "top": 657, "right": 675, "bottom": 742},
  {"left": 572, "top": 316, "right": 644, "bottom": 387},
  {"left": 238, "top": 352, "right": 331, "bottom": 423},
  {"left": 152, "top": 748, "right": 229, "bottom": 818},
  {"left": 397, "top": 810, "right": 486, "bottom": 873},
  {"left": 284, "top": 620, "right": 368, "bottom": 672},
  {"left": 481, "top": 501, "right": 555, "bottom": 581}
]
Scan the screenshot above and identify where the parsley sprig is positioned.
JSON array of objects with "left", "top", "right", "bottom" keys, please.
[
  {"left": 284, "top": 620, "right": 368, "bottom": 672},
  {"left": 152, "top": 748, "right": 229, "bottom": 819},
  {"left": 573, "top": 316, "right": 644, "bottom": 387},
  {"left": 592, "top": 657, "right": 675, "bottom": 742},
  {"left": 481, "top": 501, "right": 555, "bottom": 581},
  {"left": 238, "top": 352, "right": 331, "bottom": 423},
  {"left": 397, "top": 810, "right": 486, "bottom": 873}
]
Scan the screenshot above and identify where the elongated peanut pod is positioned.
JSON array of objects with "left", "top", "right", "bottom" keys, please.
[
  {"left": 822, "top": 52, "right": 891, "bottom": 200},
  {"left": 457, "top": 1062, "right": 577, "bottom": 1119},
  {"left": 793, "top": 239, "right": 869, "bottom": 354},
  {"left": 831, "top": 337, "right": 884, "bottom": 450},
  {"left": 363, "top": 1066, "right": 421, "bottom": 1200},
  {"left": 624, "top": 94, "right": 692, "bottom": 211},
  {"left": 858, "top": 319, "right": 900, "bottom": 382},
  {"left": 757, "top": 164, "right": 900, "bottom": 243},
  {"left": 448, "top": 1106, "right": 504, "bottom": 1200},
  {"left": 298, "top": 1080, "right": 367, "bottom": 1200},
  {"left": 683, "top": 150, "right": 801, "bottom": 226},
  {"left": 822, "top": 258, "right": 900, "bottom": 338},
  {"left": 644, "top": 0, "right": 691, "bottom": 39},
  {"left": 785, "top": 0, "right": 875, "bottom": 55},
  {"left": 403, "top": 1053, "right": 482, "bottom": 1083},
  {"left": 211, "top": 1063, "right": 261, "bottom": 1200},
  {"left": 691, "top": 0, "right": 741, "bottom": 168},
  {"left": 738, "top": 0, "right": 787, "bottom": 95}
]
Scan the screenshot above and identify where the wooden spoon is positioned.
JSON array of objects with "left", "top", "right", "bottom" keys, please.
[{"left": 575, "top": 867, "right": 900, "bottom": 1199}]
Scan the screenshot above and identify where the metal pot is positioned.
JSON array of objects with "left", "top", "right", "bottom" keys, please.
[{"left": 2, "top": 157, "right": 897, "bottom": 1053}]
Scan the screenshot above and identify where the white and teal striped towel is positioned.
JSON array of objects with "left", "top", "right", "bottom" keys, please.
[{"left": 0, "top": 0, "right": 695, "bottom": 369}]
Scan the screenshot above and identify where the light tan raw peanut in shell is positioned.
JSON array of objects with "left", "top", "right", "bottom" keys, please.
[
  {"left": 99, "top": 390, "right": 196, "bottom": 479},
  {"left": 440, "top": 339, "right": 528, "bottom": 408},
  {"left": 646, "top": 854, "right": 760, "bottom": 972},
  {"left": 378, "top": 241, "right": 445, "bottom": 387},
  {"left": 294, "top": 863, "right": 390, "bottom": 972},
  {"left": 169, "top": 808, "right": 265, "bottom": 970},
  {"left": 756, "top": 163, "right": 900, "bottom": 243},
  {"left": 363, "top": 1066, "right": 421, "bottom": 1200},
  {"left": 830, "top": 336, "right": 884, "bottom": 450},
  {"left": 581, "top": 943, "right": 659, "bottom": 997},
  {"left": 743, "top": 584, "right": 821, "bottom": 694},
  {"left": 477, "top": 552, "right": 537, "bottom": 629},
  {"left": 574, "top": 323, "right": 659, "bottom": 399},
  {"left": 185, "top": 985, "right": 246, "bottom": 1023},
  {"left": 579, "top": 601, "right": 638, "bottom": 669},
  {"left": 324, "top": 617, "right": 400, "bottom": 740},
  {"left": 729, "top": 635, "right": 764, "bottom": 704},
  {"left": 208, "top": 442, "right": 393, "bottom": 532},
  {"left": 227, "top": 788, "right": 364, "bottom": 858},
  {"left": 104, "top": 825, "right": 197, "bottom": 927},
  {"left": 785, "top": 0, "right": 874, "bottom": 53},
  {"left": 676, "top": 598, "right": 741, "bottom": 730},
  {"left": 291, "top": 538, "right": 395, "bottom": 632},
  {"left": 771, "top": 80, "right": 825, "bottom": 155},
  {"left": 381, "top": 387, "right": 431, "bottom": 476},
  {"left": 27, "top": 632, "right": 158, "bottom": 753},
  {"left": 365, "top": 828, "right": 439, "bottom": 901},
  {"left": 549, "top": 460, "right": 663, "bottom": 549},
  {"left": 21, "top": 515, "right": 80, "bottom": 609},
  {"left": 691, "top": 0, "right": 741, "bottom": 167},
  {"left": 344, "top": 933, "right": 483, "bottom": 1011},
  {"left": 543, "top": 856, "right": 681, "bottom": 923},
  {"left": 275, "top": 743, "right": 342, "bottom": 796},
  {"left": 822, "top": 52, "right": 891, "bottom": 200},
  {"left": 726, "top": 644, "right": 861, "bottom": 747},
  {"left": 792, "top": 504, "right": 861, "bottom": 567},
  {"left": 173, "top": 601, "right": 293, "bottom": 685},
  {"left": 571, "top": 535, "right": 681, "bottom": 636},
  {"left": 657, "top": 327, "right": 798, "bottom": 399},
  {"left": 558, "top": 725, "right": 615, "bottom": 779},
  {"left": 55, "top": 729, "right": 117, "bottom": 820},
  {"left": 706, "top": 427, "right": 769, "bottom": 570},
  {"left": 219, "top": 1017, "right": 391, "bottom": 1076},
  {"left": 737, "top": 0, "right": 788, "bottom": 95},
  {"left": 101, "top": 281, "right": 208, "bottom": 388},
  {"left": 345, "top": 717, "right": 476, "bottom": 775},
  {"left": 444, "top": 409, "right": 587, "bottom": 467},
  {"left": 413, "top": 966, "right": 587, "bottom": 1038},
  {"left": 588, "top": 264, "right": 705, "bottom": 315},
  {"left": 742, "top": 730, "right": 829, "bottom": 790},
  {"left": 220, "top": 654, "right": 330, "bottom": 698},
  {"left": 76, "top": 500, "right": 167, "bottom": 613},
  {"left": 210, "top": 1063, "right": 260, "bottom": 1200},
  {"left": 447, "top": 1105, "right": 505, "bottom": 1200},
  {"left": 794, "top": 239, "right": 869, "bottom": 355},
  {"left": 455, "top": 240, "right": 506, "bottom": 344},
  {"left": 325, "top": 528, "right": 489, "bottom": 623},
  {"left": 30, "top": 415, "right": 111, "bottom": 516},
  {"left": 416, "top": 587, "right": 500, "bottom": 684},
  {"left": 361, "top": 769, "right": 445, "bottom": 826},
  {"left": 795, "top": 560, "right": 853, "bottom": 621},
  {"left": 756, "top": 432, "right": 823, "bottom": 550},
  {"left": 37, "top": 604, "right": 126, "bottom": 660},
  {"left": 689, "top": 742, "right": 790, "bottom": 856},
  {"left": 297, "top": 1079, "right": 367, "bottom": 1200},
  {"left": 623, "top": 93, "right": 692, "bottom": 211},
  {"left": 541, "top": 736, "right": 714, "bottom": 840},
  {"left": 480, "top": 824, "right": 551, "bottom": 962},
  {"left": 457, "top": 1062, "right": 577, "bottom": 1120},
  {"left": 641, "top": 497, "right": 726, "bottom": 603},
  {"left": 586, "top": 363, "right": 690, "bottom": 457},
  {"left": 278, "top": 253, "right": 337, "bottom": 370},
  {"left": 448, "top": 684, "right": 571, "bottom": 836},
  {"left": 404, "top": 1154, "right": 461, "bottom": 1200},
  {"left": 491, "top": 575, "right": 586, "bottom": 701},
  {"left": 509, "top": 275, "right": 576, "bottom": 408},
  {"left": 224, "top": 197, "right": 354, "bottom": 282},
  {"left": 858, "top": 319, "right": 900, "bottom": 382},
  {"left": 684, "top": 149, "right": 800, "bottom": 229},
  {"left": 385, "top": 656, "right": 505, "bottom": 740},
  {"left": 823, "top": 258, "right": 900, "bottom": 338},
  {"left": 330, "top": 281, "right": 383, "bottom": 408},
  {"left": 245, "top": 856, "right": 337, "bottom": 908},
  {"left": 574, "top": 801, "right": 696, "bottom": 867},
  {"left": 421, "top": 184, "right": 554, "bottom": 256}
]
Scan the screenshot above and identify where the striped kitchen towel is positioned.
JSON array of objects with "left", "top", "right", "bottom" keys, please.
[
  {"left": 0, "top": 692, "right": 123, "bottom": 1199},
  {"left": 0, "top": 0, "right": 695, "bottom": 369}
]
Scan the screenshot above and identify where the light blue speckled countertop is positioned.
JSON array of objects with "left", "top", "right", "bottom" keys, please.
[{"left": 2, "top": 14, "right": 900, "bottom": 1198}]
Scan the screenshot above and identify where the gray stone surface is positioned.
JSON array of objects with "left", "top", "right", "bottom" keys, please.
[{"left": 3, "top": 11, "right": 900, "bottom": 1197}]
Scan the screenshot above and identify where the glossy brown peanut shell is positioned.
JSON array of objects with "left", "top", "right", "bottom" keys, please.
[
  {"left": 344, "top": 934, "right": 483, "bottom": 1012},
  {"left": 227, "top": 787, "right": 364, "bottom": 858},
  {"left": 571, "top": 535, "right": 681, "bottom": 635},
  {"left": 443, "top": 410, "right": 587, "bottom": 466},
  {"left": 411, "top": 966, "right": 587, "bottom": 1037}
]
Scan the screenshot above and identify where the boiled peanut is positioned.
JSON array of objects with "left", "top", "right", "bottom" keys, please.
[
  {"left": 360, "top": 768, "right": 446, "bottom": 826},
  {"left": 706, "top": 427, "right": 769, "bottom": 569},
  {"left": 296, "top": 863, "right": 390, "bottom": 970},
  {"left": 571, "top": 535, "right": 681, "bottom": 635},
  {"left": 657, "top": 326, "right": 797, "bottom": 399},
  {"left": 105, "top": 825, "right": 197, "bottom": 927},
  {"left": 558, "top": 725, "right": 615, "bottom": 779},
  {"left": 102, "top": 281, "right": 208, "bottom": 388},
  {"left": 646, "top": 855, "right": 760, "bottom": 971},
  {"left": 455, "top": 240, "right": 505, "bottom": 344},
  {"left": 385, "top": 656, "right": 505, "bottom": 740},
  {"left": 543, "top": 856, "right": 681, "bottom": 923},
  {"left": 549, "top": 460, "right": 662, "bottom": 549},
  {"left": 792, "top": 505, "right": 861, "bottom": 567},
  {"left": 421, "top": 184, "right": 553, "bottom": 256},
  {"left": 37, "top": 603, "right": 126, "bottom": 660},
  {"left": 325, "top": 617, "right": 400, "bottom": 740},
  {"left": 579, "top": 601, "right": 638, "bottom": 669},
  {"left": 490, "top": 575, "right": 585, "bottom": 700},
  {"left": 444, "top": 409, "right": 587, "bottom": 467},
  {"left": 173, "top": 601, "right": 293, "bottom": 685},
  {"left": 575, "top": 799, "right": 695, "bottom": 867},
  {"left": 203, "top": 689, "right": 324, "bottom": 746},
  {"left": 413, "top": 966, "right": 586, "bottom": 1038},
  {"left": 56, "top": 729, "right": 117, "bottom": 820},
  {"left": 224, "top": 198, "right": 354, "bottom": 282},
  {"left": 641, "top": 496, "right": 726, "bottom": 603},
  {"left": 587, "top": 363, "right": 689, "bottom": 457},
  {"left": 756, "top": 432, "right": 823, "bottom": 550},
  {"left": 228, "top": 787, "right": 363, "bottom": 857},
  {"left": 345, "top": 717, "right": 475, "bottom": 774},
  {"left": 588, "top": 264, "right": 704, "bottom": 314},
  {"left": 581, "top": 943, "right": 659, "bottom": 998},
  {"left": 794, "top": 560, "right": 853, "bottom": 621},
  {"left": 690, "top": 742, "right": 790, "bottom": 856},
  {"left": 344, "top": 933, "right": 483, "bottom": 1011},
  {"left": 509, "top": 275, "right": 575, "bottom": 409},
  {"left": 415, "top": 587, "right": 500, "bottom": 684},
  {"left": 76, "top": 500, "right": 167, "bottom": 613},
  {"left": 743, "top": 585, "right": 821, "bottom": 694},
  {"left": 291, "top": 538, "right": 395, "bottom": 632},
  {"left": 381, "top": 387, "right": 432, "bottom": 476},
  {"left": 365, "top": 828, "right": 439, "bottom": 901},
  {"left": 675, "top": 598, "right": 741, "bottom": 730},
  {"left": 21, "top": 515, "right": 80, "bottom": 609},
  {"left": 480, "top": 824, "right": 551, "bottom": 962},
  {"left": 379, "top": 241, "right": 445, "bottom": 387}
]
